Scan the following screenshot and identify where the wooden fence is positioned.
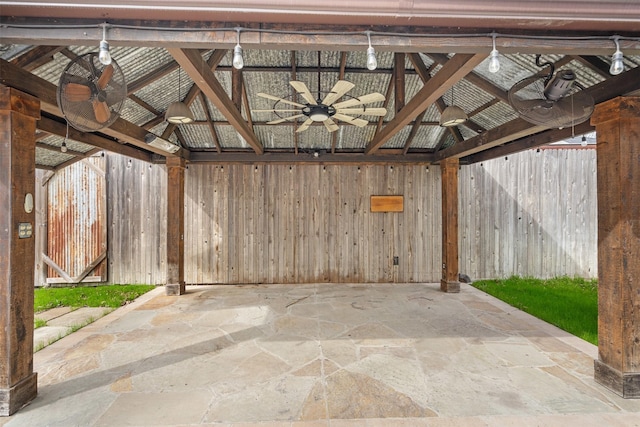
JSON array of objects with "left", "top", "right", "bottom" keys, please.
[{"left": 38, "top": 147, "right": 597, "bottom": 286}]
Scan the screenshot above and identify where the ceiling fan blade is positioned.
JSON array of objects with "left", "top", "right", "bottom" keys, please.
[
  {"left": 97, "top": 64, "right": 114, "bottom": 90},
  {"left": 252, "top": 109, "right": 302, "bottom": 113},
  {"left": 323, "top": 118, "right": 339, "bottom": 132},
  {"left": 92, "top": 99, "right": 111, "bottom": 123},
  {"left": 64, "top": 83, "right": 92, "bottom": 102},
  {"left": 267, "top": 114, "right": 306, "bottom": 125},
  {"left": 290, "top": 81, "right": 317, "bottom": 105},
  {"left": 257, "top": 92, "right": 305, "bottom": 108},
  {"left": 333, "top": 113, "right": 369, "bottom": 127},
  {"left": 322, "top": 80, "right": 355, "bottom": 106},
  {"left": 336, "top": 107, "right": 387, "bottom": 116},
  {"left": 296, "top": 118, "right": 314, "bottom": 133},
  {"left": 333, "top": 92, "right": 385, "bottom": 109}
]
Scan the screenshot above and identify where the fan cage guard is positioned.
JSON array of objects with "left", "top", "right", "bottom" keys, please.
[
  {"left": 508, "top": 75, "right": 594, "bottom": 129},
  {"left": 57, "top": 53, "right": 127, "bottom": 132}
]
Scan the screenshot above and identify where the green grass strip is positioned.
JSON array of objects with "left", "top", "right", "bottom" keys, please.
[
  {"left": 471, "top": 276, "right": 598, "bottom": 345},
  {"left": 35, "top": 284, "right": 156, "bottom": 313}
]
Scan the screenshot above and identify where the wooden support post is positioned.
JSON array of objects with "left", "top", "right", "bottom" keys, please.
[
  {"left": 440, "top": 157, "right": 460, "bottom": 293},
  {"left": 166, "top": 157, "right": 186, "bottom": 295},
  {"left": 591, "top": 96, "right": 640, "bottom": 398},
  {"left": 0, "top": 86, "right": 40, "bottom": 415}
]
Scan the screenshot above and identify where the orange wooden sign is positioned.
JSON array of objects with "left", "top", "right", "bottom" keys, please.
[{"left": 370, "top": 195, "right": 404, "bottom": 212}]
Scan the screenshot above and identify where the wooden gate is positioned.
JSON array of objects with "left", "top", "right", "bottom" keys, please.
[{"left": 42, "top": 156, "right": 107, "bottom": 285}]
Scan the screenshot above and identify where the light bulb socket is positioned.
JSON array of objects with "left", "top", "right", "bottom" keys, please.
[
  {"left": 233, "top": 44, "right": 244, "bottom": 69},
  {"left": 98, "top": 40, "right": 111, "bottom": 65},
  {"left": 610, "top": 50, "right": 624, "bottom": 75}
]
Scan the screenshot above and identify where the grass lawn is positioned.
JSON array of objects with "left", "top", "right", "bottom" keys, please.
[
  {"left": 33, "top": 284, "right": 156, "bottom": 351},
  {"left": 34, "top": 284, "right": 156, "bottom": 313},
  {"left": 471, "top": 276, "right": 598, "bottom": 345}
]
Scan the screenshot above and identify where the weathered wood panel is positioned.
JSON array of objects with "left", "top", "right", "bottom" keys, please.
[
  {"left": 46, "top": 156, "right": 107, "bottom": 284},
  {"left": 107, "top": 155, "right": 167, "bottom": 284},
  {"left": 95, "top": 147, "right": 597, "bottom": 285},
  {"left": 183, "top": 163, "right": 440, "bottom": 284},
  {"left": 459, "top": 148, "right": 598, "bottom": 279}
]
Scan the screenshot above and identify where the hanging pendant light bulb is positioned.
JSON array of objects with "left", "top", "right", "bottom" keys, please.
[
  {"left": 98, "top": 23, "right": 112, "bottom": 66},
  {"left": 488, "top": 33, "right": 500, "bottom": 73},
  {"left": 232, "top": 28, "right": 244, "bottom": 70},
  {"left": 609, "top": 36, "right": 625, "bottom": 75},
  {"left": 165, "top": 67, "right": 194, "bottom": 124},
  {"left": 366, "top": 31, "right": 377, "bottom": 71}
]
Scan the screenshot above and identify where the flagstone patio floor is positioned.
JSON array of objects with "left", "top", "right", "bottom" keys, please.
[{"left": 3, "top": 282, "right": 640, "bottom": 426}]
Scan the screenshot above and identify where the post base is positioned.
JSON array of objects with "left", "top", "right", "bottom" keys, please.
[
  {"left": 440, "top": 280, "right": 460, "bottom": 293},
  {"left": 594, "top": 359, "right": 640, "bottom": 398},
  {"left": 0, "top": 372, "right": 38, "bottom": 416},
  {"left": 165, "top": 282, "right": 186, "bottom": 296}
]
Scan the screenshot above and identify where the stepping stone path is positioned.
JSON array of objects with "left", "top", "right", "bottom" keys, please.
[{"left": 34, "top": 307, "right": 113, "bottom": 352}]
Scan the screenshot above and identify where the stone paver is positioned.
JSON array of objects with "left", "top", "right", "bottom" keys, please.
[{"left": 5, "top": 283, "right": 640, "bottom": 426}]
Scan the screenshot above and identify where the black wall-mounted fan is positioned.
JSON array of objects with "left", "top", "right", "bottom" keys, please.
[
  {"left": 57, "top": 53, "right": 127, "bottom": 132},
  {"left": 508, "top": 55, "right": 594, "bottom": 129}
]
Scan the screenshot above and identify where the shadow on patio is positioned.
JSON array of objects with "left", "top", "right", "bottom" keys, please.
[{"left": 4, "top": 283, "right": 640, "bottom": 427}]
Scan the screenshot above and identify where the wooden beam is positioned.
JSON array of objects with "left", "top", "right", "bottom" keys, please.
[
  {"left": 429, "top": 53, "right": 510, "bottom": 104},
  {"left": 4, "top": 22, "right": 640, "bottom": 55},
  {"left": 232, "top": 67, "right": 243, "bottom": 112},
  {"left": 37, "top": 115, "right": 152, "bottom": 163},
  {"left": 365, "top": 53, "right": 486, "bottom": 155},
  {"left": 572, "top": 55, "right": 611, "bottom": 78},
  {"left": 200, "top": 93, "right": 222, "bottom": 153},
  {"left": 162, "top": 49, "right": 227, "bottom": 140},
  {"left": 394, "top": 53, "right": 405, "bottom": 113},
  {"left": 438, "top": 64, "right": 640, "bottom": 161},
  {"left": 10, "top": 45, "right": 64, "bottom": 72},
  {"left": 463, "top": 121, "right": 594, "bottom": 164},
  {"left": 0, "top": 59, "right": 185, "bottom": 158},
  {"left": 440, "top": 157, "right": 460, "bottom": 293},
  {"left": 408, "top": 53, "right": 466, "bottom": 143},
  {"left": 188, "top": 150, "right": 435, "bottom": 164},
  {"left": 126, "top": 60, "right": 179, "bottom": 94}
]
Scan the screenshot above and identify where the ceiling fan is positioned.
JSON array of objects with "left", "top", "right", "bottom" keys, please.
[{"left": 253, "top": 52, "right": 387, "bottom": 132}]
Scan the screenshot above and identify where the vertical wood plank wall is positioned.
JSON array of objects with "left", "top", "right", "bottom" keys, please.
[
  {"left": 459, "top": 148, "right": 597, "bottom": 279},
  {"left": 107, "top": 155, "right": 167, "bottom": 284},
  {"left": 102, "top": 147, "right": 596, "bottom": 285},
  {"left": 184, "top": 164, "right": 441, "bottom": 284}
]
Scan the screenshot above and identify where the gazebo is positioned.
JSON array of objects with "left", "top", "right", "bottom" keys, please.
[{"left": 1, "top": 0, "right": 640, "bottom": 415}]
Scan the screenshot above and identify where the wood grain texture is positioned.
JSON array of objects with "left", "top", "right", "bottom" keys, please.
[
  {"left": 0, "top": 87, "right": 38, "bottom": 414},
  {"left": 101, "top": 147, "right": 599, "bottom": 285},
  {"left": 371, "top": 196, "right": 404, "bottom": 212},
  {"left": 592, "top": 96, "right": 640, "bottom": 395}
]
